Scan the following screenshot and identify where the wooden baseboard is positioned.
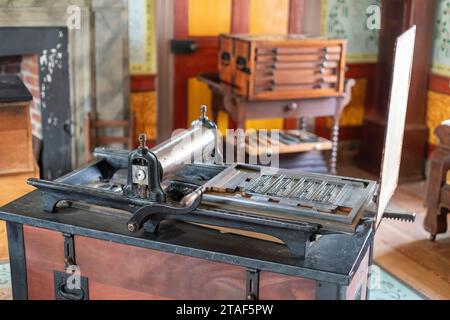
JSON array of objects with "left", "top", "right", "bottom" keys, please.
[
  {"left": 429, "top": 73, "right": 450, "bottom": 95},
  {"left": 131, "top": 74, "right": 156, "bottom": 92}
]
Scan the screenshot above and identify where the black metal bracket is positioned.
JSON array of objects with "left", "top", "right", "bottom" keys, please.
[
  {"left": 170, "top": 39, "right": 198, "bottom": 54},
  {"left": 141, "top": 207, "right": 318, "bottom": 259},
  {"left": 54, "top": 271, "right": 89, "bottom": 301},
  {"left": 246, "top": 268, "right": 260, "bottom": 300},
  {"left": 54, "top": 233, "right": 89, "bottom": 300},
  {"left": 63, "top": 233, "right": 76, "bottom": 268},
  {"left": 126, "top": 191, "right": 203, "bottom": 233},
  {"left": 124, "top": 147, "right": 166, "bottom": 203}
]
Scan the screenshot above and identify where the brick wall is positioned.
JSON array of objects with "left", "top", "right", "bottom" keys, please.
[
  {"left": 0, "top": 55, "right": 42, "bottom": 139},
  {"left": 21, "top": 55, "right": 42, "bottom": 139}
]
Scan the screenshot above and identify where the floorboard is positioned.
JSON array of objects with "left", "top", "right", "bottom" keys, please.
[{"left": 339, "top": 164, "right": 450, "bottom": 300}]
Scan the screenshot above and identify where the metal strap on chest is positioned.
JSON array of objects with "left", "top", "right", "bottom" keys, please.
[{"left": 246, "top": 268, "right": 260, "bottom": 300}]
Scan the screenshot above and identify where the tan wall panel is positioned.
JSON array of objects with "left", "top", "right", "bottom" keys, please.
[
  {"left": 188, "top": 0, "right": 232, "bottom": 36},
  {"left": 131, "top": 91, "right": 157, "bottom": 141},
  {"left": 187, "top": 77, "right": 213, "bottom": 126},
  {"left": 246, "top": 0, "right": 289, "bottom": 130},
  {"left": 427, "top": 90, "right": 450, "bottom": 145},
  {"left": 326, "top": 78, "right": 367, "bottom": 128},
  {"left": 249, "top": 0, "right": 289, "bottom": 34}
]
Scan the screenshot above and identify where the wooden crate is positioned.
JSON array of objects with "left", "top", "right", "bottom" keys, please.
[{"left": 219, "top": 34, "right": 347, "bottom": 101}]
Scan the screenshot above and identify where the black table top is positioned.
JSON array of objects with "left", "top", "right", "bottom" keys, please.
[
  {"left": 0, "top": 75, "right": 32, "bottom": 104},
  {"left": 0, "top": 191, "right": 373, "bottom": 285}
]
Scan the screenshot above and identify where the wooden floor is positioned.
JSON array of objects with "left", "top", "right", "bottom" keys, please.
[{"left": 339, "top": 164, "right": 450, "bottom": 300}]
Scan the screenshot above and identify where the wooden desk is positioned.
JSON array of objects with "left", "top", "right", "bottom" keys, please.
[{"left": 198, "top": 74, "right": 355, "bottom": 174}]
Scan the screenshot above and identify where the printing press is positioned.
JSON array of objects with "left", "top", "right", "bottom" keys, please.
[
  {"left": 27, "top": 26, "right": 419, "bottom": 261},
  {"left": 27, "top": 97, "right": 415, "bottom": 260},
  {"left": 0, "top": 27, "right": 417, "bottom": 300}
]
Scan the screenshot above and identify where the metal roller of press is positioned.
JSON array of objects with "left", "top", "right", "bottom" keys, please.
[
  {"left": 151, "top": 105, "right": 222, "bottom": 181},
  {"left": 121, "top": 105, "right": 222, "bottom": 232}
]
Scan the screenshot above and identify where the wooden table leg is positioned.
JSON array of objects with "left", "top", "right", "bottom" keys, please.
[
  {"left": 300, "top": 118, "right": 307, "bottom": 131},
  {"left": 236, "top": 101, "right": 247, "bottom": 130},
  {"left": 210, "top": 91, "right": 221, "bottom": 122},
  {"left": 330, "top": 101, "right": 341, "bottom": 175},
  {"left": 330, "top": 79, "right": 356, "bottom": 175}
]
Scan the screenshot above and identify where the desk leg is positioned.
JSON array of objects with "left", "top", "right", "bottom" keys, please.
[
  {"left": 211, "top": 91, "right": 221, "bottom": 123},
  {"left": 300, "top": 118, "right": 307, "bottom": 131},
  {"left": 330, "top": 112, "right": 340, "bottom": 175},
  {"left": 330, "top": 79, "right": 355, "bottom": 175},
  {"left": 236, "top": 102, "right": 247, "bottom": 130},
  {"left": 6, "top": 222, "right": 28, "bottom": 300}
]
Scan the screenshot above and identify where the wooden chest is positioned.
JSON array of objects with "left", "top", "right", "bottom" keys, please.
[
  {"left": 218, "top": 34, "right": 347, "bottom": 100},
  {"left": 1, "top": 191, "right": 373, "bottom": 300}
]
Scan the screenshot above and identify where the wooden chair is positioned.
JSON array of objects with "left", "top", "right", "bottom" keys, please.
[
  {"left": 84, "top": 112, "right": 136, "bottom": 162},
  {"left": 424, "top": 122, "right": 450, "bottom": 240}
]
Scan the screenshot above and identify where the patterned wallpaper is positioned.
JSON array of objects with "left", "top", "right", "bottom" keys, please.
[
  {"left": 427, "top": 91, "right": 450, "bottom": 145},
  {"left": 431, "top": 0, "right": 450, "bottom": 77},
  {"left": 129, "top": 0, "right": 156, "bottom": 75},
  {"left": 427, "top": 0, "right": 450, "bottom": 145},
  {"left": 321, "top": 0, "right": 450, "bottom": 137},
  {"left": 321, "top": 0, "right": 381, "bottom": 63},
  {"left": 320, "top": 0, "right": 381, "bottom": 127}
]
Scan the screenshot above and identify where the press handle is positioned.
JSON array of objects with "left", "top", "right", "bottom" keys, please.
[{"left": 127, "top": 187, "right": 204, "bottom": 233}]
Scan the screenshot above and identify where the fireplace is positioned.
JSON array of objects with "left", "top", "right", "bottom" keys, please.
[
  {"left": 0, "top": 1, "right": 130, "bottom": 181},
  {"left": 0, "top": 27, "right": 71, "bottom": 180}
]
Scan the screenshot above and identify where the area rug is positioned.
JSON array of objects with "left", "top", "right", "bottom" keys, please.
[
  {"left": 367, "top": 266, "right": 426, "bottom": 300},
  {"left": 0, "top": 262, "right": 12, "bottom": 300},
  {"left": 0, "top": 262, "right": 425, "bottom": 300}
]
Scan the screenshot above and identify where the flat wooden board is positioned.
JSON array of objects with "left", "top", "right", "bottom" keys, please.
[{"left": 377, "top": 26, "right": 416, "bottom": 226}]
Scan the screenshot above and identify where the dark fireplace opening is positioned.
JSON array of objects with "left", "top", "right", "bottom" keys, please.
[{"left": 0, "top": 27, "right": 72, "bottom": 180}]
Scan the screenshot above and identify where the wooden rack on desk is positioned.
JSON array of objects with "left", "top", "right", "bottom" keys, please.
[{"left": 198, "top": 73, "right": 355, "bottom": 175}]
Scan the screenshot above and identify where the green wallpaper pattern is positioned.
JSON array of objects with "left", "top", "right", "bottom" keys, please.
[
  {"left": 321, "top": 0, "right": 381, "bottom": 63},
  {"left": 432, "top": 0, "right": 450, "bottom": 77}
]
